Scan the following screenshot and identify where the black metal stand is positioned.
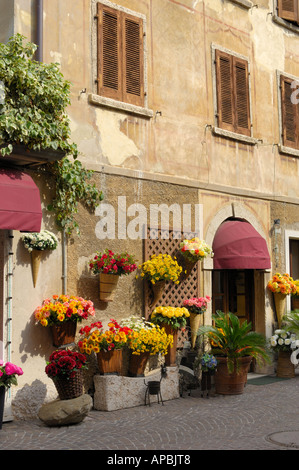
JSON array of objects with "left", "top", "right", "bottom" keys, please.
[{"left": 144, "top": 365, "right": 167, "bottom": 406}]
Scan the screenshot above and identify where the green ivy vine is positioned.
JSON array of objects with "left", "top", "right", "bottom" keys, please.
[{"left": 0, "top": 34, "right": 103, "bottom": 235}]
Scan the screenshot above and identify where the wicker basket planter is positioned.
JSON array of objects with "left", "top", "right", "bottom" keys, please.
[
  {"left": 53, "top": 370, "right": 83, "bottom": 400},
  {"left": 277, "top": 350, "right": 295, "bottom": 378}
]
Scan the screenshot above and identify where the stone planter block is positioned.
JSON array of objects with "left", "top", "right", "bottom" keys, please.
[{"left": 93, "top": 367, "right": 179, "bottom": 411}]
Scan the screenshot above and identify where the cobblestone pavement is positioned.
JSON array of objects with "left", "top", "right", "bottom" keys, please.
[{"left": 1, "top": 374, "right": 299, "bottom": 452}]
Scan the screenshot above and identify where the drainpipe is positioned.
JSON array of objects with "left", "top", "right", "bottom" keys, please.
[
  {"left": 35, "top": 0, "right": 43, "bottom": 62},
  {"left": 62, "top": 229, "right": 67, "bottom": 295}
]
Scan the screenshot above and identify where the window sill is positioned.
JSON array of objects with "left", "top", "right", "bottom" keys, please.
[
  {"left": 212, "top": 126, "right": 258, "bottom": 145},
  {"left": 229, "top": 0, "right": 253, "bottom": 10},
  {"left": 88, "top": 94, "right": 154, "bottom": 119},
  {"left": 272, "top": 14, "right": 299, "bottom": 34},
  {"left": 278, "top": 145, "right": 299, "bottom": 157}
]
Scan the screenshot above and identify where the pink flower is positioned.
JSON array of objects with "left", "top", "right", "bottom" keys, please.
[{"left": 5, "top": 362, "right": 23, "bottom": 376}]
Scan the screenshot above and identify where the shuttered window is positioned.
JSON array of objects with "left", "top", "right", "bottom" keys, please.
[
  {"left": 280, "top": 75, "right": 299, "bottom": 149},
  {"left": 277, "top": 0, "right": 299, "bottom": 24},
  {"left": 215, "top": 50, "right": 251, "bottom": 137},
  {"left": 96, "top": 3, "right": 144, "bottom": 107}
]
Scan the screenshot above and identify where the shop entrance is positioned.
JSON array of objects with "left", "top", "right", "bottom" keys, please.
[{"left": 212, "top": 269, "right": 255, "bottom": 328}]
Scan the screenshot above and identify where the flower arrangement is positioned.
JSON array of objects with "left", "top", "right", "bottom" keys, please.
[
  {"left": 45, "top": 349, "right": 88, "bottom": 380},
  {"left": 21, "top": 230, "right": 58, "bottom": 252},
  {"left": 151, "top": 306, "right": 190, "bottom": 330},
  {"left": 267, "top": 273, "right": 297, "bottom": 295},
  {"left": 34, "top": 294, "right": 95, "bottom": 327},
  {"left": 78, "top": 319, "right": 133, "bottom": 353},
  {"left": 200, "top": 353, "right": 218, "bottom": 372},
  {"left": 292, "top": 279, "right": 299, "bottom": 297},
  {"left": 180, "top": 238, "right": 213, "bottom": 262},
  {"left": 89, "top": 249, "right": 137, "bottom": 276},
  {"left": 0, "top": 361, "right": 23, "bottom": 389},
  {"left": 119, "top": 316, "right": 173, "bottom": 356},
  {"left": 183, "top": 296, "right": 211, "bottom": 315},
  {"left": 270, "top": 329, "right": 299, "bottom": 352},
  {"left": 137, "top": 254, "right": 182, "bottom": 284}
]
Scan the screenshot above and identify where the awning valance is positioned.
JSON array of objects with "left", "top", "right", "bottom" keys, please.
[
  {"left": 0, "top": 168, "right": 42, "bottom": 232},
  {"left": 213, "top": 220, "right": 271, "bottom": 270}
]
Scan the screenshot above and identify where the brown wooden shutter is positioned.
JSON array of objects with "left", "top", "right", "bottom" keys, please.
[
  {"left": 278, "top": 0, "right": 299, "bottom": 22},
  {"left": 122, "top": 13, "right": 144, "bottom": 107},
  {"left": 234, "top": 58, "right": 250, "bottom": 136},
  {"left": 97, "top": 3, "right": 122, "bottom": 101},
  {"left": 281, "top": 75, "right": 298, "bottom": 149},
  {"left": 216, "top": 50, "right": 251, "bottom": 136},
  {"left": 216, "top": 50, "right": 235, "bottom": 133}
]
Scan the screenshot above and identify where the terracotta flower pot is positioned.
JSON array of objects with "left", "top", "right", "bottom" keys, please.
[
  {"left": 97, "top": 349, "right": 124, "bottom": 375},
  {"left": 214, "top": 356, "right": 252, "bottom": 395}
]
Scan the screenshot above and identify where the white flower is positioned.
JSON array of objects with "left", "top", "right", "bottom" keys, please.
[
  {"left": 278, "top": 338, "right": 284, "bottom": 345},
  {"left": 270, "top": 338, "right": 277, "bottom": 346},
  {"left": 274, "top": 329, "right": 282, "bottom": 334},
  {"left": 285, "top": 338, "right": 291, "bottom": 345}
]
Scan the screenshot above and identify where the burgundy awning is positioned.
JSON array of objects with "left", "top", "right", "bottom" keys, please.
[
  {"left": 0, "top": 168, "right": 42, "bottom": 232},
  {"left": 213, "top": 220, "right": 271, "bottom": 270}
]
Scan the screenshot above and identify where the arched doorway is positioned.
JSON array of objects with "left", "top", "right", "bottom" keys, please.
[{"left": 211, "top": 217, "right": 271, "bottom": 327}]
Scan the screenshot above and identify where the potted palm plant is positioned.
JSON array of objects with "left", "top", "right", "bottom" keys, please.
[{"left": 198, "top": 311, "right": 271, "bottom": 395}]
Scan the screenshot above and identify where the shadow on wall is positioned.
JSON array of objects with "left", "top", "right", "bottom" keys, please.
[{"left": 12, "top": 379, "right": 56, "bottom": 420}]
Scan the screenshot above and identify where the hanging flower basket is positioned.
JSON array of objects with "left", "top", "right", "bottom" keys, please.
[{"left": 178, "top": 238, "right": 213, "bottom": 281}]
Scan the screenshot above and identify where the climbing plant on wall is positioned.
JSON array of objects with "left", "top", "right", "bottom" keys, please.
[{"left": 0, "top": 34, "right": 103, "bottom": 234}]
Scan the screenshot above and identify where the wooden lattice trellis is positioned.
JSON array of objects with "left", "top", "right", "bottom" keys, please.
[{"left": 144, "top": 227, "right": 200, "bottom": 348}]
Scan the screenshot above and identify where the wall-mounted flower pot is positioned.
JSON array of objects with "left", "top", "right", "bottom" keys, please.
[
  {"left": 31, "top": 250, "right": 42, "bottom": 287},
  {"left": 99, "top": 273, "right": 119, "bottom": 302},
  {"left": 51, "top": 321, "right": 77, "bottom": 347},
  {"left": 150, "top": 280, "right": 166, "bottom": 307},
  {"left": 273, "top": 292, "right": 287, "bottom": 327}
]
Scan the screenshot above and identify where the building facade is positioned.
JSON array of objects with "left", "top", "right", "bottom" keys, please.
[{"left": 0, "top": 0, "right": 299, "bottom": 419}]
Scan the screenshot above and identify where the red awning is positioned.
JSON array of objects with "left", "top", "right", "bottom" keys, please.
[
  {"left": 0, "top": 168, "right": 42, "bottom": 232},
  {"left": 213, "top": 220, "right": 271, "bottom": 270}
]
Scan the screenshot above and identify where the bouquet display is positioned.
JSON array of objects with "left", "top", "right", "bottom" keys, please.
[
  {"left": 180, "top": 238, "right": 213, "bottom": 262},
  {"left": 45, "top": 349, "right": 87, "bottom": 380},
  {"left": 270, "top": 330, "right": 298, "bottom": 352},
  {"left": 183, "top": 296, "right": 211, "bottom": 315},
  {"left": 200, "top": 353, "right": 217, "bottom": 372},
  {"left": 21, "top": 230, "right": 58, "bottom": 252},
  {"left": 137, "top": 254, "right": 182, "bottom": 285},
  {"left": 78, "top": 319, "right": 133, "bottom": 353},
  {"left": 120, "top": 316, "right": 173, "bottom": 356},
  {"left": 151, "top": 305, "right": 190, "bottom": 330},
  {"left": 0, "top": 361, "right": 23, "bottom": 389},
  {"left": 89, "top": 249, "right": 137, "bottom": 276},
  {"left": 34, "top": 294, "right": 95, "bottom": 327},
  {"left": 267, "top": 273, "right": 297, "bottom": 295}
]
